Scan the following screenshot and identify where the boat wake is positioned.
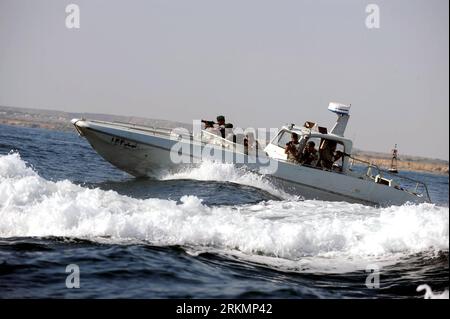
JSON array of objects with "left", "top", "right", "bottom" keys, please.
[
  {"left": 0, "top": 153, "right": 448, "bottom": 273},
  {"left": 158, "top": 160, "right": 298, "bottom": 200}
]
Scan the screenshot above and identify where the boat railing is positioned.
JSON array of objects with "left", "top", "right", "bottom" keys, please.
[
  {"left": 200, "top": 129, "right": 238, "bottom": 149},
  {"left": 116, "top": 122, "right": 180, "bottom": 137},
  {"left": 89, "top": 120, "right": 194, "bottom": 139},
  {"left": 88, "top": 120, "right": 262, "bottom": 151},
  {"left": 108, "top": 121, "right": 242, "bottom": 148},
  {"left": 348, "top": 155, "right": 431, "bottom": 202},
  {"left": 199, "top": 130, "right": 261, "bottom": 155}
]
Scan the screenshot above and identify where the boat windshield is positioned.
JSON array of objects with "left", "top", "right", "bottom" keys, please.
[{"left": 274, "top": 131, "right": 292, "bottom": 148}]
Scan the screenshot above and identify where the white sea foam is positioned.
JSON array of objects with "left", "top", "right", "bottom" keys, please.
[
  {"left": 159, "top": 160, "right": 297, "bottom": 200},
  {"left": 0, "top": 153, "right": 448, "bottom": 272}
]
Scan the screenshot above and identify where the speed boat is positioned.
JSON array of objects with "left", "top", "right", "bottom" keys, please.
[{"left": 71, "top": 103, "right": 431, "bottom": 206}]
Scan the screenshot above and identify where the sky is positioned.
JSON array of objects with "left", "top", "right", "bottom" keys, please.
[{"left": 0, "top": 0, "right": 448, "bottom": 160}]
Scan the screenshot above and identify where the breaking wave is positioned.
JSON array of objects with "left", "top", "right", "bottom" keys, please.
[
  {"left": 159, "top": 160, "right": 297, "bottom": 200},
  {"left": 0, "top": 153, "right": 448, "bottom": 271}
]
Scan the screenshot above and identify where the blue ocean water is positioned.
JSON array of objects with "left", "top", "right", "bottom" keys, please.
[{"left": 0, "top": 124, "right": 448, "bottom": 298}]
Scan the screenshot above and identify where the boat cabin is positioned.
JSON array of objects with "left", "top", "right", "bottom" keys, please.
[
  {"left": 264, "top": 102, "right": 353, "bottom": 173},
  {"left": 264, "top": 125, "right": 353, "bottom": 173}
]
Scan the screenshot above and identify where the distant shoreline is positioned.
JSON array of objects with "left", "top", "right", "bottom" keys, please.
[
  {"left": 351, "top": 155, "right": 448, "bottom": 176},
  {"left": 1, "top": 105, "right": 448, "bottom": 175}
]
